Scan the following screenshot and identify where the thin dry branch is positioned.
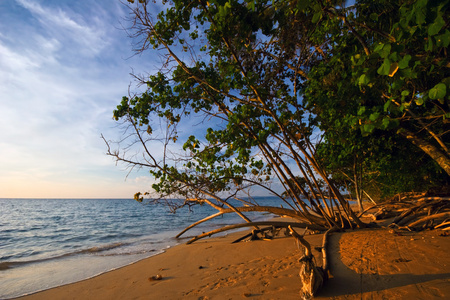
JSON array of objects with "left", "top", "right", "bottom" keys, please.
[
  {"left": 186, "top": 221, "right": 326, "bottom": 244},
  {"left": 176, "top": 205, "right": 321, "bottom": 238},
  {"left": 405, "top": 212, "right": 450, "bottom": 229}
]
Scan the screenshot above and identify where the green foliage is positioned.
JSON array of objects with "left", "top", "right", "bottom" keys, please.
[
  {"left": 304, "top": 0, "right": 450, "bottom": 197},
  {"left": 114, "top": 0, "right": 449, "bottom": 211}
]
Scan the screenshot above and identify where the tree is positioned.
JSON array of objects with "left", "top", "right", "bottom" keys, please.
[
  {"left": 305, "top": 0, "right": 450, "bottom": 202},
  {"left": 107, "top": 0, "right": 370, "bottom": 235},
  {"left": 106, "top": 0, "right": 449, "bottom": 296},
  {"left": 107, "top": 0, "right": 449, "bottom": 234}
]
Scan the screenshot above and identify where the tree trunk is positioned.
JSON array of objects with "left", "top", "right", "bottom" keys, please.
[
  {"left": 354, "top": 157, "right": 364, "bottom": 213},
  {"left": 399, "top": 128, "right": 450, "bottom": 176}
]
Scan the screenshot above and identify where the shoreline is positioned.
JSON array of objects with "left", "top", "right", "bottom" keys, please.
[{"left": 14, "top": 226, "right": 450, "bottom": 299}]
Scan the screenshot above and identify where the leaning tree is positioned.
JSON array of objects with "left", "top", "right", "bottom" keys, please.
[
  {"left": 106, "top": 0, "right": 449, "bottom": 297},
  {"left": 106, "top": 0, "right": 450, "bottom": 238}
]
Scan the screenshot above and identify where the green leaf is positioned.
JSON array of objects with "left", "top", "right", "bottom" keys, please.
[
  {"left": 398, "top": 55, "right": 411, "bottom": 69},
  {"left": 415, "top": 97, "right": 424, "bottom": 105},
  {"left": 428, "top": 83, "right": 447, "bottom": 99},
  {"left": 369, "top": 112, "right": 380, "bottom": 121},
  {"left": 363, "top": 124, "right": 375, "bottom": 134},
  {"left": 373, "top": 43, "right": 384, "bottom": 53},
  {"left": 426, "top": 38, "right": 433, "bottom": 51},
  {"left": 428, "top": 16, "right": 445, "bottom": 36},
  {"left": 357, "top": 106, "right": 366, "bottom": 115},
  {"left": 358, "top": 74, "right": 370, "bottom": 86},
  {"left": 370, "top": 13, "right": 378, "bottom": 21},
  {"left": 375, "top": 44, "right": 391, "bottom": 58},
  {"left": 414, "top": 0, "right": 426, "bottom": 25},
  {"left": 312, "top": 11, "right": 322, "bottom": 23},
  {"left": 381, "top": 117, "right": 390, "bottom": 129},
  {"left": 377, "top": 58, "right": 391, "bottom": 76},
  {"left": 388, "top": 52, "right": 398, "bottom": 62},
  {"left": 435, "top": 30, "right": 450, "bottom": 47},
  {"left": 384, "top": 100, "right": 391, "bottom": 112},
  {"left": 249, "top": 1, "right": 255, "bottom": 11},
  {"left": 401, "top": 90, "right": 410, "bottom": 97}
]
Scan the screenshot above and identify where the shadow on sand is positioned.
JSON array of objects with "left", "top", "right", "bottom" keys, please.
[{"left": 316, "top": 232, "right": 450, "bottom": 298}]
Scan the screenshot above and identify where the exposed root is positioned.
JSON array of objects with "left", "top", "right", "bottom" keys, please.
[
  {"left": 289, "top": 225, "right": 336, "bottom": 299},
  {"left": 357, "top": 196, "right": 449, "bottom": 230}
]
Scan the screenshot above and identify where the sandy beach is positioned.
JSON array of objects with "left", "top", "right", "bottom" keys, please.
[{"left": 16, "top": 226, "right": 450, "bottom": 300}]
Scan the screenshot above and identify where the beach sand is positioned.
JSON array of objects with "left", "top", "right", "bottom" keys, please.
[{"left": 16, "top": 227, "right": 450, "bottom": 300}]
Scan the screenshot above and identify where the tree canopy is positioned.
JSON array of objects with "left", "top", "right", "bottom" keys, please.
[
  {"left": 306, "top": 0, "right": 450, "bottom": 198},
  {"left": 107, "top": 0, "right": 449, "bottom": 238}
]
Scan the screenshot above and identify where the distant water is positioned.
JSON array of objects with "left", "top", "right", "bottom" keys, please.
[{"left": 0, "top": 198, "right": 278, "bottom": 299}]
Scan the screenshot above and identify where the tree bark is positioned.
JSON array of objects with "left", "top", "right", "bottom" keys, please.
[{"left": 399, "top": 128, "right": 450, "bottom": 176}]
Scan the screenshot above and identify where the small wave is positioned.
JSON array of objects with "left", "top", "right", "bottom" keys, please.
[
  {"left": 0, "top": 242, "right": 130, "bottom": 271},
  {"left": 98, "top": 248, "right": 156, "bottom": 257},
  {"left": 77, "top": 242, "right": 126, "bottom": 254}
]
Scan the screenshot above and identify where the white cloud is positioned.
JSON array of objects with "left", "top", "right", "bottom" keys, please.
[
  {"left": 0, "top": 0, "right": 157, "bottom": 198},
  {"left": 15, "top": 0, "right": 110, "bottom": 57}
]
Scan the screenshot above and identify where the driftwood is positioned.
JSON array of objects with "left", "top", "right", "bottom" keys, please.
[
  {"left": 403, "top": 212, "right": 450, "bottom": 230},
  {"left": 185, "top": 221, "right": 326, "bottom": 244},
  {"left": 288, "top": 225, "right": 336, "bottom": 299},
  {"left": 366, "top": 207, "right": 398, "bottom": 221},
  {"left": 435, "top": 220, "right": 450, "bottom": 230},
  {"left": 176, "top": 206, "right": 321, "bottom": 238},
  {"left": 231, "top": 226, "right": 285, "bottom": 243},
  {"left": 183, "top": 197, "right": 448, "bottom": 245},
  {"left": 355, "top": 197, "right": 450, "bottom": 230}
]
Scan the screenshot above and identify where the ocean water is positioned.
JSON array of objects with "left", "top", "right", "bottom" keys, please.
[{"left": 0, "top": 197, "right": 277, "bottom": 299}]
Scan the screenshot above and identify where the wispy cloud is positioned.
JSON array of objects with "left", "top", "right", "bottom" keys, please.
[
  {"left": 0, "top": 0, "right": 157, "bottom": 198},
  {"left": 15, "top": 0, "right": 110, "bottom": 57}
]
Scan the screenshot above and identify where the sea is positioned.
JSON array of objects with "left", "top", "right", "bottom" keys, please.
[{"left": 0, "top": 197, "right": 278, "bottom": 299}]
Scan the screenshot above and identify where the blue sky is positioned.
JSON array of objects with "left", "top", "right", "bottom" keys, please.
[{"left": 0, "top": 0, "right": 159, "bottom": 198}]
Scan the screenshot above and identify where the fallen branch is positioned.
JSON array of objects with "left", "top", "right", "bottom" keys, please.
[
  {"left": 186, "top": 221, "right": 326, "bottom": 244},
  {"left": 392, "top": 198, "right": 449, "bottom": 225},
  {"left": 435, "top": 220, "right": 450, "bottom": 229},
  {"left": 176, "top": 211, "right": 225, "bottom": 238},
  {"left": 176, "top": 206, "right": 317, "bottom": 238},
  {"left": 232, "top": 226, "right": 283, "bottom": 243},
  {"left": 405, "top": 212, "right": 450, "bottom": 229}
]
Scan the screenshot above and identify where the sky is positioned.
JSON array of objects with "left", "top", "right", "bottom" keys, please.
[{"left": 0, "top": 0, "right": 160, "bottom": 198}]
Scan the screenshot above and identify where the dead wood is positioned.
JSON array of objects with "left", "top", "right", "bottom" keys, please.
[
  {"left": 176, "top": 211, "right": 225, "bottom": 238},
  {"left": 417, "top": 197, "right": 450, "bottom": 202},
  {"left": 289, "top": 225, "right": 328, "bottom": 299},
  {"left": 355, "top": 197, "right": 449, "bottom": 232},
  {"left": 388, "top": 199, "right": 450, "bottom": 228},
  {"left": 321, "top": 227, "right": 338, "bottom": 273},
  {"left": 367, "top": 207, "right": 398, "bottom": 221},
  {"left": 403, "top": 212, "right": 450, "bottom": 230},
  {"left": 392, "top": 198, "right": 449, "bottom": 224},
  {"left": 176, "top": 206, "right": 318, "bottom": 238},
  {"left": 395, "top": 212, "right": 428, "bottom": 227},
  {"left": 186, "top": 221, "right": 326, "bottom": 244},
  {"left": 231, "top": 226, "right": 281, "bottom": 243},
  {"left": 435, "top": 220, "right": 450, "bottom": 229}
]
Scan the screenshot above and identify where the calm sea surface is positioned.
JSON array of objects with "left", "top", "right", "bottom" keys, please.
[{"left": 0, "top": 198, "right": 277, "bottom": 299}]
